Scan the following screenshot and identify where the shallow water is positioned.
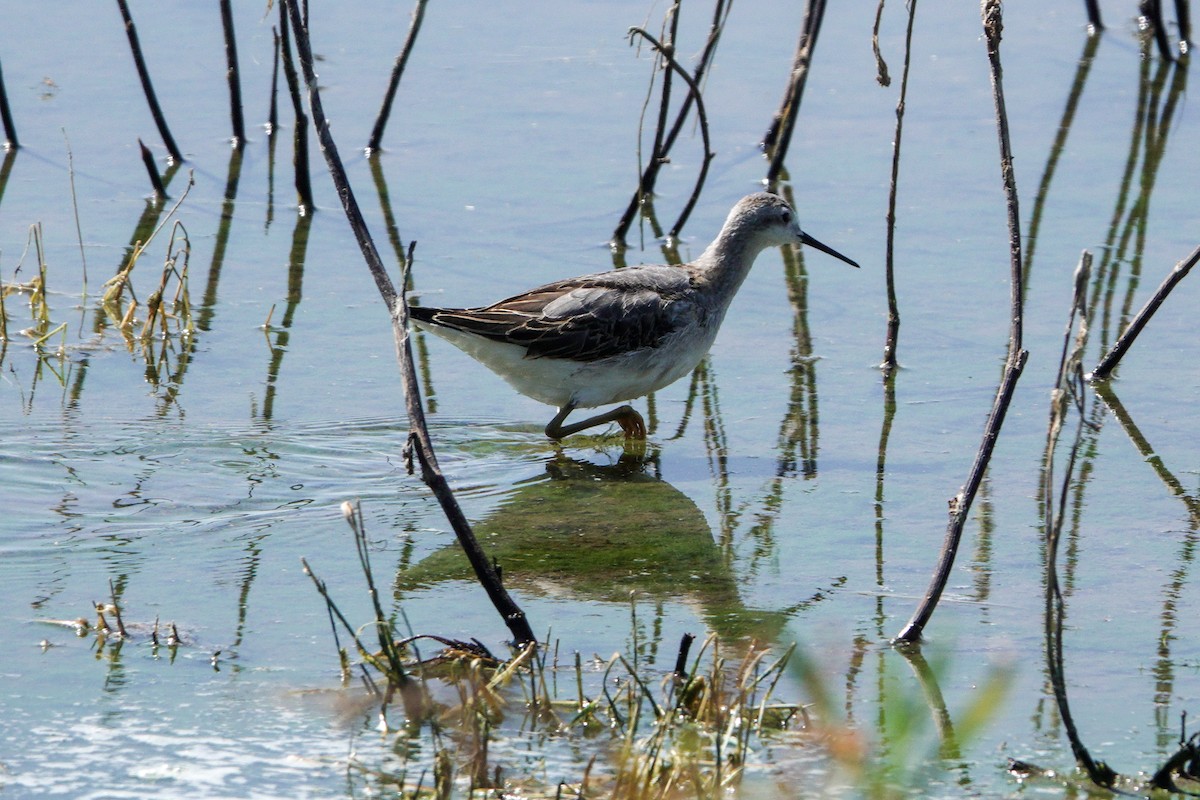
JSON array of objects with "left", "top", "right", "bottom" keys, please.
[{"left": 2, "top": 0, "right": 1199, "bottom": 796}]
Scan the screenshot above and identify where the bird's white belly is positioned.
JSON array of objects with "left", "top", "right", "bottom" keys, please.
[
  {"left": 416, "top": 319, "right": 718, "bottom": 409},
  {"left": 567, "top": 328, "right": 716, "bottom": 407}
]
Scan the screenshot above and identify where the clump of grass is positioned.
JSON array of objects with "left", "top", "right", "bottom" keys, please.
[
  {"left": 102, "top": 218, "right": 194, "bottom": 348},
  {"left": 1, "top": 173, "right": 195, "bottom": 374},
  {"left": 572, "top": 636, "right": 802, "bottom": 798},
  {"left": 36, "top": 579, "right": 194, "bottom": 664},
  {"left": 0, "top": 223, "right": 73, "bottom": 358}
]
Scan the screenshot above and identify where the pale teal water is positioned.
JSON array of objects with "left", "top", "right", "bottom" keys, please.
[{"left": 1, "top": 0, "right": 1198, "bottom": 796}]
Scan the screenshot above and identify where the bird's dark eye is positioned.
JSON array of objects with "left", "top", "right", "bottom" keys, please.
[{"left": 780, "top": 210, "right": 792, "bottom": 224}]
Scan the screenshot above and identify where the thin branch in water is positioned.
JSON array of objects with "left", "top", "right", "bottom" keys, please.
[
  {"left": 1051, "top": 252, "right": 1091, "bottom": 400},
  {"left": 895, "top": 0, "right": 1028, "bottom": 643},
  {"left": 267, "top": 27, "right": 280, "bottom": 136},
  {"left": 881, "top": 0, "right": 917, "bottom": 371},
  {"left": 0, "top": 56, "right": 17, "bottom": 150},
  {"left": 366, "top": 0, "right": 429, "bottom": 154},
  {"left": 115, "top": 0, "right": 183, "bottom": 163},
  {"left": 1038, "top": 261, "right": 1119, "bottom": 790},
  {"left": 108, "top": 578, "right": 128, "bottom": 638},
  {"left": 871, "top": 0, "right": 891, "bottom": 86},
  {"left": 1175, "top": 0, "right": 1192, "bottom": 52},
  {"left": 281, "top": 0, "right": 535, "bottom": 648},
  {"left": 763, "top": 0, "right": 829, "bottom": 190},
  {"left": 644, "top": 4, "right": 681, "bottom": 214},
  {"left": 277, "top": 1, "right": 314, "bottom": 213},
  {"left": 1086, "top": 242, "right": 1200, "bottom": 382},
  {"left": 614, "top": 3, "right": 681, "bottom": 244},
  {"left": 138, "top": 138, "right": 167, "bottom": 199},
  {"left": 219, "top": 0, "right": 246, "bottom": 148},
  {"left": 300, "top": 556, "right": 392, "bottom": 694},
  {"left": 612, "top": 2, "right": 727, "bottom": 245},
  {"left": 625, "top": 26, "right": 714, "bottom": 239},
  {"left": 1083, "top": 0, "right": 1104, "bottom": 33},
  {"left": 1139, "top": 0, "right": 1177, "bottom": 61}
]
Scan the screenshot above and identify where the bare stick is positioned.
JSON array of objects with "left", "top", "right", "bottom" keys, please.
[
  {"left": 1052, "top": 252, "right": 1091, "bottom": 398},
  {"left": 281, "top": 0, "right": 535, "bottom": 648},
  {"left": 138, "top": 138, "right": 167, "bottom": 198},
  {"left": 300, "top": 556, "right": 394, "bottom": 689},
  {"left": 614, "top": 4, "right": 679, "bottom": 244},
  {"left": 277, "top": 2, "right": 314, "bottom": 213},
  {"left": 108, "top": 579, "right": 128, "bottom": 638},
  {"left": 985, "top": 4, "right": 1026, "bottom": 361},
  {"left": 763, "top": 0, "right": 826, "bottom": 152},
  {"left": 764, "top": 0, "right": 828, "bottom": 190},
  {"left": 661, "top": 0, "right": 728, "bottom": 156},
  {"left": 895, "top": 0, "right": 1028, "bottom": 643},
  {"left": 219, "top": 0, "right": 246, "bottom": 148},
  {"left": 0, "top": 149, "right": 15, "bottom": 212},
  {"left": 1082, "top": 0, "right": 1104, "bottom": 32},
  {"left": 1039, "top": 276, "right": 1118, "bottom": 789},
  {"left": 881, "top": 0, "right": 917, "bottom": 371},
  {"left": 626, "top": 27, "right": 714, "bottom": 239},
  {"left": 871, "top": 0, "right": 891, "bottom": 87},
  {"left": 612, "top": 2, "right": 728, "bottom": 245},
  {"left": 1175, "top": 0, "right": 1192, "bottom": 51},
  {"left": 1140, "top": 0, "right": 1176, "bottom": 60},
  {"left": 672, "top": 632, "right": 695, "bottom": 680},
  {"left": 115, "top": 0, "right": 183, "bottom": 163},
  {"left": 644, "top": 5, "right": 682, "bottom": 214},
  {"left": 366, "top": 0, "right": 429, "bottom": 153},
  {"left": 267, "top": 28, "right": 280, "bottom": 137},
  {"left": 1086, "top": 242, "right": 1200, "bottom": 382},
  {"left": 0, "top": 56, "right": 17, "bottom": 150}
]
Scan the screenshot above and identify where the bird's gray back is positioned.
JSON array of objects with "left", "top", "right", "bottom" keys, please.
[{"left": 417, "top": 264, "right": 702, "bottom": 363}]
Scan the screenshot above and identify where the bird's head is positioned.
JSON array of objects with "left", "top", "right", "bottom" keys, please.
[{"left": 727, "top": 192, "right": 860, "bottom": 269}]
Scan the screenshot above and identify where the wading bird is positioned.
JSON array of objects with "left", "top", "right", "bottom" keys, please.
[{"left": 411, "top": 193, "right": 859, "bottom": 440}]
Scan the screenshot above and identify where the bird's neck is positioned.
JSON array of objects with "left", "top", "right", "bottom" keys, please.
[{"left": 692, "top": 231, "right": 768, "bottom": 304}]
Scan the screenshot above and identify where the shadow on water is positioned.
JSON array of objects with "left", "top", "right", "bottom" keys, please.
[
  {"left": 394, "top": 452, "right": 815, "bottom": 645},
  {"left": 259, "top": 210, "right": 312, "bottom": 423},
  {"left": 196, "top": 146, "right": 244, "bottom": 335}
]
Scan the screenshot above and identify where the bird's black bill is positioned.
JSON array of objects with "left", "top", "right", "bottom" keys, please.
[{"left": 800, "top": 232, "right": 860, "bottom": 268}]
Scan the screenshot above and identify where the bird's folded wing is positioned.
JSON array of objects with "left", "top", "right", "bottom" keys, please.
[{"left": 420, "top": 267, "right": 694, "bottom": 362}]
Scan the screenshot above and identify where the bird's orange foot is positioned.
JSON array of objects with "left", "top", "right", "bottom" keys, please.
[{"left": 616, "top": 406, "right": 647, "bottom": 440}]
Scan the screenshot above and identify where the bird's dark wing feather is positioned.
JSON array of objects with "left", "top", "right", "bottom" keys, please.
[{"left": 411, "top": 266, "right": 694, "bottom": 362}]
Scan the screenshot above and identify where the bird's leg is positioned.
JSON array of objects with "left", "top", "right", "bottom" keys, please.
[{"left": 545, "top": 403, "right": 647, "bottom": 440}]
